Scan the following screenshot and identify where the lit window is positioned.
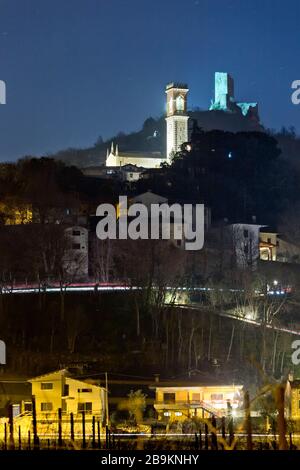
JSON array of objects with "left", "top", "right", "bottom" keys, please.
[
  {"left": 211, "top": 394, "right": 223, "bottom": 401},
  {"left": 24, "top": 402, "right": 32, "bottom": 412},
  {"left": 174, "top": 411, "right": 182, "bottom": 416},
  {"left": 176, "top": 95, "right": 184, "bottom": 111},
  {"left": 41, "top": 402, "right": 53, "bottom": 411},
  {"left": 163, "top": 411, "right": 171, "bottom": 417},
  {"left": 78, "top": 402, "right": 92, "bottom": 414},
  {"left": 163, "top": 393, "right": 175, "bottom": 404},
  {"left": 41, "top": 383, "right": 53, "bottom": 390}
]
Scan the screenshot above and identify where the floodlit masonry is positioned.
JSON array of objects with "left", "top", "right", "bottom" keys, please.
[
  {"left": 0, "top": 340, "right": 5, "bottom": 365},
  {"left": 95, "top": 196, "right": 205, "bottom": 251},
  {"left": 0, "top": 80, "right": 6, "bottom": 105}
]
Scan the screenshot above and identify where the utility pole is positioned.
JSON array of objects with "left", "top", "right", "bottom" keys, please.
[{"left": 105, "top": 372, "right": 109, "bottom": 427}]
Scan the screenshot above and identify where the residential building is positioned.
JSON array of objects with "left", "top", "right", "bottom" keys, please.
[
  {"left": 285, "top": 377, "right": 300, "bottom": 421},
  {"left": 259, "top": 230, "right": 277, "bottom": 261},
  {"left": 259, "top": 229, "right": 300, "bottom": 264},
  {"left": 152, "top": 378, "right": 243, "bottom": 421},
  {"left": 29, "top": 369, "right": 106, "bottom": 421},
  {"left": 63, "top": 226, "right": 89, "bottom": 278},
  {"left": 229, "top": 222, "right": 266, "bottom": 269}
]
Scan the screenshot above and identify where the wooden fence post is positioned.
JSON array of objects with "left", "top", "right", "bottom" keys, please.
[
  {"left": 4, "top": 422, "right": 7, "bottom": 450},
  {"left": 204, "top": 423, "right": 208, "bottom": 450},
  {"left": 92, "top": 415, "right": 96, "bottom": 448},
  {"left": 221, "top": 416, "right": 226, "bottom": 450},
  {"left": 32, "top": 396, "right": 39, "bottom": 449},
  {"left": 8, "top": 404, "right": 14, "bottom": 450},
  {"left": 82, "top": 411, "right": 86, "bottom": 449},
  {"left": 97, "top": 420, "right": 101, "bottom": 449},
  {"left": 18, "top": 426, "right": 21, "bottom": 450},
  {"left": 194, "top": 432, "right": 199, "bottom": 450},
  {"left": 289, "top": 432, "right": 293, "bottom": 450},
  {"left": 70, "top": 412, "right": 74, "bottom": 442},
  {"left": 58, "top": 408, "right": 62, "bottom": 447},
  {"left": 244, "top": 391, "right": 253, "bottom": 451},
  {"left": 105, "top": 425, "right": 109, "bottom": 449},
  {"left": 227, "top": 401, "right": 234, "bottom": 447},
  {"left": 275, "top": 384, "right": 288, "bottom": 450},
  {"left": 211, "top": 415, "right": 218, "bottom": 450},
  {"left": 27, "top": 430, "right": 31, "bottom": 450}
]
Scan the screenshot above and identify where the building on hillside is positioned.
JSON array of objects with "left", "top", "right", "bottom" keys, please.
[
  {"left": 105, "top": 143, "right": 166, "bottom": 169},
  {"left": 259, "top": 230, "right": 278, "bottom": 261},
  {"left": 131, "top": 191, "right": 168, "bottom": 208},
  {"left": 29, "top": 369, "right": 106, "bottom": 421},
  {"left": 165, "top": 82, "right": 189, "bottom": 160},
  {"left": 0, "top": 199, "right": 32, "bottom": 225},
  {"left": 63, "top": 226, "right": 89, "bottom": 278},
  {"left": 103, "top": 74, "right": 259, "bottom": 172},
  {"left": 259, "top": 229, "right": 300, "bottom": 264},
  {"left": 152, "top": 377, "right": 243, "bottom": 422},
  {"left": 127, "top": 191, "right": 210, "bottom": 250},
  {"left": 82, "top": 163, "right": 146, "bottom": 182},
  {"left": 285, "top": 377, "right": 300, "bottom": 421},
  {"left": 229, "top": 222, "right": 266, "bottom": 269},
  {"left": 105, "top": 83, "right": 189, "bottom": 169},
  {"left": 210, "top": 72, "right": 259, "bottom": 123},
  {"left": 118, "top": 164, "right": 146, "bottom": 182}
]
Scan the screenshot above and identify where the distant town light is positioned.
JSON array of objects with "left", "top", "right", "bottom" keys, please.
[{"left": 273, "top": 280, "right": 278, "bottom": 286}]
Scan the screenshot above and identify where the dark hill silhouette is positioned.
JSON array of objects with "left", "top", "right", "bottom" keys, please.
[{"left": 49, "top": 108, "right": 264, "bottom": 168}]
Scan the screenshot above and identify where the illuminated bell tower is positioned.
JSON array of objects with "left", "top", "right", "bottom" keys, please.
[{"left": 165, "top": 83, "right": 189, "bottom": 162}]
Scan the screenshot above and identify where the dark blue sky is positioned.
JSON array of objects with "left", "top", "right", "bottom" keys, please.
[{"left": 0, "top": 0, "right": 299, "bottom": 161}]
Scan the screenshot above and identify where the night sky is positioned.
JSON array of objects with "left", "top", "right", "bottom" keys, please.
[{"left": 0, "top": 0, "right": 299, "bottom": 161}]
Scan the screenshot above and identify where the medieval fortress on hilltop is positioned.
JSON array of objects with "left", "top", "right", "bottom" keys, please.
[{"left": 105, "top": 72, "right": 259, "bottom": 169}]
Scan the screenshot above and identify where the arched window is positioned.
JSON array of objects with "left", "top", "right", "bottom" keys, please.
[{"left": 176, "top": 95, "right": 184, "bottom": 111}]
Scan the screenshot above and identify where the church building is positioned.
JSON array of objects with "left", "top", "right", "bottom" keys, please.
[
  {"left": 105, "top": 82, "right": 189, "bottom": 168},
  {"left": 105, "top": 73, "right": 259, "bottom": 170}
]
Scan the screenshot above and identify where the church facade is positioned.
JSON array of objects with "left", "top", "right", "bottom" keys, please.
[{"left": 105, "top": 82, "right": 189, "bottom": 168}]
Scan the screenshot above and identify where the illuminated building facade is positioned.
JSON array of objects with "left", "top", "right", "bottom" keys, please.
[
  {"left": 153, "top": 381, "right": 243, "bottom": 421},
  {"left": 29, "top": 370, "right": 106, "bottom": 422},
  {"left": 165, "top": 82, "right": 189, "bottom": 161},
  {"left": 210, "top": 72, "right": 259, "bottom": 121}
]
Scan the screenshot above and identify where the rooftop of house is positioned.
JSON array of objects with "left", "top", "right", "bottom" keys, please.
[
  {"left": 113, "top": 151, "right": 164, "bottom": 159},
  {"left": 149, "top": 370, "right": 243, "bottom": 389}
]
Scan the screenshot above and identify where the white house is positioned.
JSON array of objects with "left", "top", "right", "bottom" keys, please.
[{"left": 63, "top": 226, "right": 89, "bottom": 278}]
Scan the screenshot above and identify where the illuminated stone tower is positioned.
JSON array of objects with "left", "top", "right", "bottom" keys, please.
[
  {"left": 213, "top": 72, "right": 235, "bottom": 111},
  {"left": 165, "top": 83, "right": 189, "bottom": 161}
]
